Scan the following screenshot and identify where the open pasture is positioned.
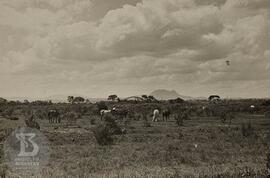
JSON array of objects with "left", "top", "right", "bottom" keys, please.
[{"left": 0, "top": 100, "right": 270, "bottom": 177}]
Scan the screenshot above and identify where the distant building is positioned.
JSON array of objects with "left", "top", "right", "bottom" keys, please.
[{"left": 208, "top": 95, "right": 221, "bottom": 102}]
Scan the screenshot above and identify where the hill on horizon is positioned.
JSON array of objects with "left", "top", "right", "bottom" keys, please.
[{"left": 150, "top": 89, "right": 193, "bottom": 100}]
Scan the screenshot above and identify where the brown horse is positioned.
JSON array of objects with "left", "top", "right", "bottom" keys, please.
[{"left": 162, "top": 109, "right": 171, "bottom": 122}]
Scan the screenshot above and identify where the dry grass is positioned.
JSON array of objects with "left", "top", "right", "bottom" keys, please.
[{"left": 0, "top": 103, "right": 270, "bottom": 178}]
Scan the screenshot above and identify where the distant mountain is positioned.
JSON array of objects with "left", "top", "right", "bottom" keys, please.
[{"left": 150, "top": 89, "right": 193, "bottom": 100}]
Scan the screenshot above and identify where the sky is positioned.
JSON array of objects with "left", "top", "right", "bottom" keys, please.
[{"left": 0, "top": 0, "right": 270, "bottom": 99}]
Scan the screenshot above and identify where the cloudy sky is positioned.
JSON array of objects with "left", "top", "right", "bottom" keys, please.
[{"left": 0, "top": 0, "right": 270, "bottom": 99}]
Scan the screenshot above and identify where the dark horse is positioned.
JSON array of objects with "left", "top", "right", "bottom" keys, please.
[
  {"left": 112, "top": 108, "right": 128, "bottom": 120},
  {"left": 48, "top": 110, "right": 61, "bottom": 123},
  {"left": 162, "top": 109, "right": 171, "bottom": 122}
]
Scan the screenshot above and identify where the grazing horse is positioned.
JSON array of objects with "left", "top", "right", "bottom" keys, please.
[
  {"left": 250, "top": 105, "right": 255, "bottom": 114},
  {"left": 100, "top": 109, "right": 112, "bottom": 120},
  {"left": 112, "top": 108, "right": 128, "bottom": 120},
  {"left": 162, "top": 109, "right": 171, "bottom": 122},
  {"left": 48, "top": 110, "right": 60, "bottom": 123},
  {"left": 152, "top": 109, "right": 160, "bottom": 122}
]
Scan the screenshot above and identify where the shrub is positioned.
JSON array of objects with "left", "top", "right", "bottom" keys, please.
[
  {"left": 174, "top": 110, "right": 190, "bottom": 126},
  {"left": 103, "top": 114, "right": 122, "bottom": 135},
  {"left": 93, "top": 124, "right": 113, "bottom": 146},
  {"left": 25, "top": 114, "right": 40, "bottom": 130},
  {"left": 93, "top": 114, "right": 122, "bottom": 146}
]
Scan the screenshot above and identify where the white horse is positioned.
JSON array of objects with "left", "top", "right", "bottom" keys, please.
[
  {"left": 100, "top": 108, "right": 115, "bottom": 120},
  {"left": 152, "top": 109, "right": 160, "bottom": 122}
]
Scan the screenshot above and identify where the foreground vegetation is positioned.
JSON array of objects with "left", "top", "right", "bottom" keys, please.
[{"left": 0, "top": 99, "right": 270, "bottom": 177}]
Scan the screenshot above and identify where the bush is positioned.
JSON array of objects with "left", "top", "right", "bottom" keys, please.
[
  {"left": 103, "top": 114, "right": 122, "bottom": 134},
  {"left": 93, "top": 124, "right": 113, "bottom": 146},
  {"left": 25, "top": 114, "right": 40, "bottom": 130},
  {"left": 93, "top": 114, "right": 122, "bottom": 146},
  {"left": 174, "top": 111, "right": 189, "bottom": 126}
]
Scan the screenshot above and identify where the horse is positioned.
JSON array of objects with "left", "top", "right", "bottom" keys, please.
[
  {"left": 48, "top": 110, "right": 60, "bottom": 123},
  {"left": 152, "top": 109, "right": 160, "bottom": 122},
  {"left": 162, "top": 109, "right": 171, "bottom": 122},
  {"left": 100, "top": 109, "right": 112, "bottom": 120}
]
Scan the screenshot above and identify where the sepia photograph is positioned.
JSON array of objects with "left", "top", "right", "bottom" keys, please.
[{"left": 0, "top": 0, "right": 270, "bottom": 177}]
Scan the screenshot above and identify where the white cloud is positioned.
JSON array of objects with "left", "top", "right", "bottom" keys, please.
[{"left": 0, "top": 0, "right": 270, "bottom": 98}]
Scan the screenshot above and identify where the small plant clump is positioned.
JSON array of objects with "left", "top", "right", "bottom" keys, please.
[
  {"left": 174, "top": 111, "right": 188, "bottom": 126},
  {"left": 93, "top": 123, "right": 113, "bottom": 146},
  {"left": 93, "top": 114, "right": 122, "bottom": 146}
]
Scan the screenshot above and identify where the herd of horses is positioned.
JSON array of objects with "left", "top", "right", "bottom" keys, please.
[
  {"left": 100, "top": 108, "right": 171, "bottom": 122},
  {"left": 19, "top": 102, "right": 261, "bottom": 131},
  {"left": 24, "top": 106, "right": 173, "bottom": 130}
]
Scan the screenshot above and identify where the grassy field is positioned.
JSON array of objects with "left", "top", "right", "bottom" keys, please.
[{"left": 0, "top": 101, "right": 270, "bottom": 177}]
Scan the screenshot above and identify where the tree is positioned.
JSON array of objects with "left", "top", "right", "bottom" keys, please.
[
  {"left": 68, "top": 96, "right": 74, "bottom": 103},
  {"left": 108, "top": 95, "right": 118, "bottom": 101},
  {"left": 73, "top": 97, "right": 85, "bottom": 103},
  {"left": 168, "top": 98, "right": 184, "bottom": 104},
  {"left": 23, "top": 100, "right": 30, "bottom": 104},
  {"left": 141, "top": 95, "right": 148, "bottom": 100},
  {"left": 85, "top": 99, "right": 91, "bottom": 104},
  {"left": 148, "top": 95, "right": 157, "bottom": 102},
  {"left": 0, "top": 97, "right": 7, "bottom": 104}
]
